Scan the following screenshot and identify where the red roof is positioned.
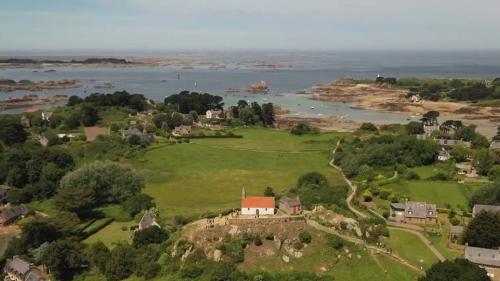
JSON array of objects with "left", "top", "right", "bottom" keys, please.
[
  {"left": 241, "top": 196, "right": 275, "bottom": 208},
  {"left": 24, "top": 107, "right": 39, "bottom": 113}
]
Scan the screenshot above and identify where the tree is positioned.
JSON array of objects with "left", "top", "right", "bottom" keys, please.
[
  {"left": 133, "top": 227, "right": 168, "bottom": 247},
  {"left": 406, "top": 121, "right": 424, "bottom": 135},
  {"left": 261, "top": 103, "right": 275, "bottom": 127},
  {"left": 59, "top": 161, "right": 144, "bottom": 205},
  {"left": 21, "top": 221, "right": 60, "bottom": 248},
  {"left": 462, "top": 210, "right": 500, "bottom": 249},
  {"left": 239, "top": 106, "right": 258, "bottom": 125},
  {"left": 189, "top": 110, "right": 199, "bottom": 122},
  {"left": 164, "top": 91, "right": 223, "bottom": 114},
  {"left": 455, "top": 125, "right": 476, "bottom": 141},
  {"left": 54, "top": 186, "right": 95, "bottom": 216},
  {"left": 474, "top": 149, "right": 495, "bottom": 176},
  {"left": 250, "top": 102, "right": 262, "bottom": 120},
  {"left": 449, "top": 145, "right": 472, "bottom": 162},
  {"left": 0, "top": 116, "right": 28, "bottom": 145},
  {"left": 422, "top": 111, "right": 440, "bottom": 126},
  {"left": 469, "top": 182, "right": 500, "bottom": 207},
  {"left": 264, "top": 187, "right": 275, "bottom": 197},
  {"left": 105, "top": 243, "right": 137, "bottom": 281},
  {"left": 123, "top": 194, "right": 155, "bottom": 216},
  {"left": 80, "top": 104, "right": 100, "bottom": 126},
  {"left": 471, "top": 134, "right": 490, "bottom": 149},
  {"left": 86, "top": 242, "right": 110, "bottom": 273},
  {"left": 290, "top": 123, "right": 319, "bottom": 135},
  {"left": 299, "top": 231, "right": 312, "bottom": 244},
  {"left": 42, "top": 239, "right": 87, "bottom": 281},
  {"left": 64, "top": 112, "right": 81, "bottom": 129},
  {"left": 419, "top": 259, "right": 489, "bottom": 281},
  {"left": 67, "top": 95, "right": 83, "bottom": 106}
]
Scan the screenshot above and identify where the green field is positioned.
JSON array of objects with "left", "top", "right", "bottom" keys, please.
[
  {"left": 128, "top": 128, "right": 346, "bottom": 220},
  {"left": 384, "top": 180, "right": 481, "bottom": 210},
  {"left": 384, "top": 229, "right": 439, "bottom": 270}
]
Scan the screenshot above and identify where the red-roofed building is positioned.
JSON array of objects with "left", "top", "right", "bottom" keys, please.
[{"left": 240, "top": 188, "right": 275, "bottom": 216}]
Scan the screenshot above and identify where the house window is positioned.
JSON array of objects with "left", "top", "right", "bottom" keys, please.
[
  {"left": 265, "top": 208, "right": 267, "bottom": 211},
  {"left": 247, "top": 208, "right": 250, "bottom": 211}
]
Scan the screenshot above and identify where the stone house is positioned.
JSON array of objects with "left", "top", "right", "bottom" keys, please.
[
  {"left": 389, "top": 201, "right": 438, "bottom": 224},
  {"left": 173, "top": 125, "right": 192, "bottom": 136},
  {"left": 4, "top": 256, "right": 48, "bottom": 281},
  {"left": 437, "top": 148, "right": 450, "bottom": 161},
  {"left": 122, "top": 128, "right": 155, "bottom": 143},
  {"left": 20, "top": 115, "right": 31, "bottom": 128},
  {"left": 491, "top": 140, "right": 500, "bottom": 151},
  {"left": 136, "top": 210, "right": 160, "bottom": 232},
  {"left": 472, "top": 204, "right": 500, "bottom": 218},
  {"left": 0, "top": 204, "right": 29, "bottom": 225},
  {"left": 465, "top": 245, "right": 500, "bottom": 268},
  {"left": 279, "top": 196, "right": 302, "bottom": 215},
  {"left": 206, "top": 110, "right": 224, "bottom": 119}
]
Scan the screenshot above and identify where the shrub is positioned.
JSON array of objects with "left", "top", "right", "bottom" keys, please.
[
  {"left": 360, "top": 123, "right": 378, "bottom": 132},
  {"left": 293, "top": 241, "right": 304, "bottom": 250},
  {"left": 428, "top": 172, "right": 449, "bottom": 181},
  {"left": 326, "top": 234, "right": 344, "bottom": 250},
  {"left": 265, "top": 233, "right": 274, "bottom": 240},
  {"left": 254, "top": 236, "right": 263, "bottom": 246},
  {"left": 290, "top": 123, "right": 319, "bottom": 135},
  {"left": 379, "top": 188, "right": 392, "bottom": 200},
  {"left": 299, "top": 231, "right": 312, "bottom": 244},
  {"left": 450, "top": 217, "right": 460, "bottom": 226},
  {"left": 382, "top": 211, "right": 390, "bottom": 219},
  {"left": 180, "top": 265, "right": 203, "bottom": 279},
  {"left": 406, "top": 171, "right": 420, "bottom": 180}
]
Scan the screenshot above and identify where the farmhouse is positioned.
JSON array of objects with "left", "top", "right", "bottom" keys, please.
[
  {"left": 4, "top": 256, "right": 48, "bottom": 281},
  {"left": 0, "top": 204, "right": 29, "bottom": 225},
  {"left": 279, "top": 196, "right": 302, "bottom": 215},
  {"left": 465, "top": 245, "right": 500, "bottom": 268},
  {"left": 136, "top": 210, "right": 160, "bottom": 232},
  {"left": 41, "top": 111, "right": 53, "bottom": 121},
  {"left": 435, "top": 138, "right": 471, "bottom": 148},
  {"left": 437, "top": 148, "right": 450, "bottom": 161},
  {"left": 389, "top": 201, "right": 438, "bottom": 224},
  {"left": 206, "top": 110, "right": 224, "bottom": 119},
  {"left": 472, "top": 204, "right": 500, "bottom": 218},
  {"left": 240, "top": 188, "right": 275, "bottom": 216},
  {"left": 173, "top": 125, "right": 192, "bottom": 136}
]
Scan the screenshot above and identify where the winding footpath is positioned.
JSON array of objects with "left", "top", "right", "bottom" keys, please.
[
  {"left": 329, "top": 139, "right": 446, "bottom": 263},
  {"left": 330, "top": 140, "right": 368, "bottom": 218}
]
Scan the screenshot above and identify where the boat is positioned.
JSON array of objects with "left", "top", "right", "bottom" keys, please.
[{"left": 310, "top": 106, "right": 315, "bottom": 109}]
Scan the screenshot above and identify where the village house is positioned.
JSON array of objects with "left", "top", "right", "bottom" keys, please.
[
  {"left": 434, "top": 138, "right": 471, "bottom": 148},
  {"left": 41, "top": 111, "right": 53, "bottom": 122},
  {"left": 465, "top": 245, "right": 500, "bottom": 268},
  {"left": 449, "top": 225, "right": 464, "bottom": 243},
  {"left": 437, "top": 148, "right": 451, "bottom": 161},
  {"left": 173, "top": 125, "right": 192, "bottom": 136},
  {"left": 206, "top": 110, "right": 224, "bottom": 119},
  {"left": 136, "top": 210, "right": 160, "bottom": 232},
  {"left": 122, "top": 128, "right": 155, "bottom": 143},
  {"left": 472, "top": 204, "right": 500, "bottom": 218},
  {"left": 4, "top": 256, "right": 48, "bottom": 281},
  {"left": 456, "top": 162, "right": 478, "bottom": 177},
  {"left": 491, "top": 140, "right": 500, "bottom": 151},
  {"left": 389, "top": 201, "right": 438, "bottom": 224},
  {"left": 279, "top": 196, "right": 302, "bottom": 215},
  {"left": 240, "top": 188, "right": 275, "bottom": 216},
  {"left": 20, "top": 114, "right": 31, "bottom": 128},
  {"left": 423, "top": 124, "right": 440, "bottom": 136},
  {"left": 0, "top": 204, "right": 29, "bottom": 225}
]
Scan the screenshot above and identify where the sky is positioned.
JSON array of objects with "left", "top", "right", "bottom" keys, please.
[{"left": 1, "top": 0, "right": 500, "bottom": 52}]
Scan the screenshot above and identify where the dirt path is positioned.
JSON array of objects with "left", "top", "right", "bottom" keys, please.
[
  {"left": 330, "top": 140, "right": 368, "bottom": 218},
  {"left": 329, "top": 140, "right": 446, "bottom": 263}
]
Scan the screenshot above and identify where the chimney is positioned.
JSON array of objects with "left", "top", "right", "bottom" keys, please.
[{"left": 241, "top": 187, "right": 246, "bottom": 200}]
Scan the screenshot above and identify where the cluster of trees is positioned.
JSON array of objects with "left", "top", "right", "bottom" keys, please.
[
  {"left": 403, "top": 78, "right": 500, "bottom": 102},
  {"left": 68, "top": 91, "right": 148, "bottom": 112},
  {"left": 0, "top": 142, "right": 74, "bottom": 202},
  {"left": 289, "top": 172, "right": 347, "bottom": 210},
  {"left": 54, "top": 161, "right": 146, "bottom": 217},
  {"left": 335, "top": 135, "right": 440, "bottom": 178},
  {"left": 420, "top": 259, "right": 489, "bottom": 281},
  {"left": 0, "top": 115, "right": 28, "bottom": 145},
  {"left": 229, "top": 100, "right": 275, "bottom": 127},
  {"left": 164, "top": 91, "right": 223, "bottom": 114}
]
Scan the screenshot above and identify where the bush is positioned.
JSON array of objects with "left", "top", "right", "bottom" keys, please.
[
  {"left": 428, "top": 172, "right": 449, "bottom": 181},
  {"left": 299, "top": 231, "right": 312, "bottom": 244},
  {"left": 254, "top": 236, "right": 263, "bottom": 246},
  {"left": 326, "top": 234, "right": 344, "bottom": 250},
  {"left": 360, "top": 123, "right": 378, "bottom": 132},
  {"left": 265, "top": 233, "right": 274, "bottom": 240},
  {"left": 180, "top": 265, "right": 203, "bottom": 279},
  {"left": 379, "top": 188, "right": 392, "bottom": 200},
  {"left": 293, "top": 241, "right": 304, "bottom": 250},
  {"left": 290, "top": 123, "right": 319, "bottom": 135},
  {"left": 450, "top": 217, "right": 460, "bottom": 226},
  {"left": 382, "top": 211, "right": 390, "bottom": 219},
  {"left": 405, "top": 171, "right": 420, "bottom": 180}
]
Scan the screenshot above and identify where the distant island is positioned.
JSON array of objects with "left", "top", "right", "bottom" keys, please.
[{"left": 0, "top": 57, "right": 132, "bottom": 65}]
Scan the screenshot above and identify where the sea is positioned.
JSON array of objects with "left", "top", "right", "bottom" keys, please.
[{"left": 1, "top": 50, "right": 500, "bottom": 124}]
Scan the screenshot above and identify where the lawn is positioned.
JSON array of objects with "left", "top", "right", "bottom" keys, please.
[
  {"left": 83, "top": 221, "right": 135, "bottom": 248},
  {"left": 384, "top": 180, "right": 482, "bottom": 210},
  {"left": 127, "top": 128, "right": 347, "bottom": 220},
  {"left": 384, "top": 229, "right": 439, "bottom": 270},
  {"left": 241, "top": 229, "right": 419, "bottom": 281}
]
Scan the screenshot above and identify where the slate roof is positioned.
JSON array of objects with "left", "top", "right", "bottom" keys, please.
[
  {"left": 390, "top": 203, "right": 406, "bottom": 210},
  {"left": 123, "top": 128, "right": 143, "bottom": 137},
  {"left": 465, "top": 246, "right": 500, "bottom": 268},
  {"left": 241, "top": 196, "right": 275, "bottom": 208},
  {"left": 473, "top": 204, "right": 500, "bottom": 217},
  {"left": 405, "top": 201, "right": 437, "bottom": 219},
  {"left": 0, "top": 204, "right": 29, "bottom": 225},
  {"left": 4, "top": 256, "right": 31, "bottom": 276},
  {"left": 279, "top": 196, "right": 301, "bottom": 207},
  {"left": 139, "top": 211, "right": 159, "bottom": 230}
]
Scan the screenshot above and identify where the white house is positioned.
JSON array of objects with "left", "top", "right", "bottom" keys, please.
[
  {"left": 206, "top": 110, "right": 224, "bottom": 119},
  {"left": 240, "top": 188, "right": 275, "bottom": 216},
  {"left": 437, "top": 148, "right": 450, "bottom": 161}
]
